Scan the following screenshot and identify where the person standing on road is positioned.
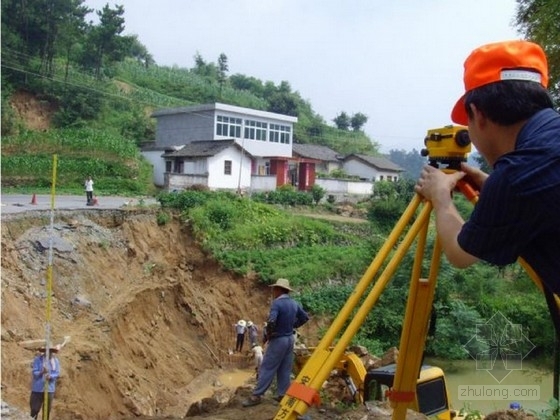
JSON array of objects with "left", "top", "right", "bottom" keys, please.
[
  {"left": 242, "top": 278, "right": 309, "bottom": 407},
  {"left": 84, "top": 176, "right": 94, "bottom": 205},
  {"left": 30, "top": 345, "right": 61, "bottom": 420}
]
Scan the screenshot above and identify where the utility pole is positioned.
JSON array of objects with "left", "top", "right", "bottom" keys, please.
[{"left": 237, "top": 125, "right": 245, "bottom": 195}]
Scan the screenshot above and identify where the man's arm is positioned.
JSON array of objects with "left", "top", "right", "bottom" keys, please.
[
  {"left": 415, "top": 165, "right": 479, "bottom": 268},
  {"left": 293, "top": 304, "right": 309, "bottom": 328}
]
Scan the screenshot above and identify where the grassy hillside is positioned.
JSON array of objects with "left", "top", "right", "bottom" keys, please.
[
  {"left": 1, "top": 127, "right": 154, "bottom": 195},
  {"left": 1, "top": 58, "right": 379, "bottom": 194}
]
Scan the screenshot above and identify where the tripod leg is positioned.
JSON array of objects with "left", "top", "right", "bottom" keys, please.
[
  {"left": 390, "top": 216, "right": 443, "bottom": 419},
  {"left": 275, "top": 195, "right": 431, "bottom": 420}
]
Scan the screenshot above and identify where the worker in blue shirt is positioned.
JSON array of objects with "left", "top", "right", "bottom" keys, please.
[
  {"left": 242, "top": 278, "right": 309, "bottom": 407},
  {"left": 30, "top": 345, "right": 61, "bottom": 419}
]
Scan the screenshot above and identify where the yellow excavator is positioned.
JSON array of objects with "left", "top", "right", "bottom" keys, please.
[
  {"left": 293, "top": 346, "right": 455, "bottom": 419},
  {"left": 274, "top": 126, "right": 559, "bottom": 420}
]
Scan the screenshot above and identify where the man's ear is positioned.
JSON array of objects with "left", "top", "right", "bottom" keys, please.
[{"left": 468, "top": 103, "right": 487, "bottom": 129}]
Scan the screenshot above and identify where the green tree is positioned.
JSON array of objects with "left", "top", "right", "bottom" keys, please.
[
  {"left": 266, "top": 82, "right": 299, "bottom": 117},
  {"left": 230, "top": 74, "right": 264, "bottom": 95},
  {"left": 85, "top": 3, "right": 125, "bottom": 79},
  {"left": 192, "top": 51, "right": 218, "bottom": 79},
  {"left": 350, "top": 112, "right": 368, "bottom": 131},
  {"left": 58, "top": 1, "right": 91, "bottom": 81},
  {"left": 515, "top": 0, "right": 560, "bottom": 105},
  {"left": 333, "top": 111, "right": 350, "bottom": 130},
  {"left": 121, "top": 34, "right": 154, "bottom": 68}
]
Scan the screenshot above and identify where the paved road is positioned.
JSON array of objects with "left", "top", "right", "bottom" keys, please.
[{"left": 1, "top": 194, "right": 159, "bottom": 215}]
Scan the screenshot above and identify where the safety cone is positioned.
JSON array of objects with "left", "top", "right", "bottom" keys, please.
[{"left": 30, "top": 193, "right": 37, "bottom": 205}]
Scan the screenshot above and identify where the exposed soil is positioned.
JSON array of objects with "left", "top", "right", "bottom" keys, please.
[
  {"left": 0, "top": 209, "right": 267, "bottom": 418},
  {"left": 9, "top": 90, "right": 57, "bottom": 131},
  {"left": 1, "top": 208, "right": 405, "bottom": 420}
]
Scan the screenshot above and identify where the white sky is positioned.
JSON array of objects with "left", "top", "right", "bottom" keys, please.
[{"left": 84, "top": 0, "right": 521, "bottom": 152}]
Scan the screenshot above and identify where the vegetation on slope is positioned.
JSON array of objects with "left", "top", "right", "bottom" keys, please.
[{"left": 158, "top": 189, "right": 555, "bottom": 360}]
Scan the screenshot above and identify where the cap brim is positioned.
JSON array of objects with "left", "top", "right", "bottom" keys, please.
[
  {"left": 270, "top": 284, "right": 292, "bottom": 291},
  {"left": 451, "top": 94, "right": 468, "bottom": 125}
]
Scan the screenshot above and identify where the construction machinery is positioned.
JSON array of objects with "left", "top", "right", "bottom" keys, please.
[
  {"left": 274, "top": 125, "right": 558, "bottom": 420},
  {"left": 293, "top": 346, "right": 455, "bottom": 419}
]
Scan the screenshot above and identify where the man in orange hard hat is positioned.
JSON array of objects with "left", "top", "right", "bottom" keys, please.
[{"left": 415, "top": 40, "right": 560, "bottom": 297}]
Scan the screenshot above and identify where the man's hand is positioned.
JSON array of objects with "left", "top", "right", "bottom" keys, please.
[
  {"left": 460, "top": 162, "right": 488, "bottom": 190},
  {"left": 414, "top": 165, "right": 466, "bottom": 206},
  {"left": 414, "top": 164, "right": 479, "bottom": 269}
]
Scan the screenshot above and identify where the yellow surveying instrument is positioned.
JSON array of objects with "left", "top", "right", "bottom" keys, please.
[
  {"left": 421, "top": 125, "right": 471, "bottom": 168},
  {"left": 273, "top": 126, "right": 557, "bottom": 420}
]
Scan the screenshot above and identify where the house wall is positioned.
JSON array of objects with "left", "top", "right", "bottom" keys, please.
[
  {"left": 315, "top": 178, "right": 373, "bottom": 195},
  {"left": 249, "top": 175, "right": 277, "bottom": 192},
  {"left": 326, "top": 162, "right": 341, "bottom": 174},
  {"left": 166, "top": 173, "right": 209, "bottom": 191},
  {"left": 207, "top": 148, "right": 252, "bottom": 190},
  {"left": 155, "top": 110, "right": 215, "bottom": 146},
  {"left": 214, "top": 109, "right": 292, "bottom": 158},
  {"left": 184, "top": 159, "right": 208, "bottom": 174},
  {"left": 342, "top": 159, "right": 399, "bottom": 182}
]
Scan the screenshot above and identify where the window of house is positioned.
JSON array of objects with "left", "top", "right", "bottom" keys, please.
[
  {"left": 379, "top": 175, "right": 384, "bottom": 181},
  {"left": 165, "top": 161, "right": 172, "bottom": 172},
  {"left": 244, "top": 119, "right": 267, "bottom": 141},
  {"left": 175, "top": 160, "right": 184, "bottom": 174},
  {"left": 216, "top": 115, "right": 242, "bottom": 138},
  {"left": 269, "top": 123, "right": 291, "bottom": 144},
  {"left": 258, "top": 162, "right": 271, "bottom": 175},
  {"left": 387, "top": 176, "right": 392, "bottom": 182},
  {"left": 224, "top": 160, "right": 232, "bottom": 175}
]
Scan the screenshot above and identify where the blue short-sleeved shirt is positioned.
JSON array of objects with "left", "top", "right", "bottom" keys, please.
[
  {"left": 458, "top": 108, "right": 560, "bottom": 295},
  {"left": 268, "top": 294, "right": 309, "bottom": 337}
]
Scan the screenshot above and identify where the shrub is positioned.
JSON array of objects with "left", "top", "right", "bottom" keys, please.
[
  {"left": 156, "top": 211, "right": 171, "bottom": 226},
  {"left": 310, "top": 184, "right": 326, "bottom": 204}
]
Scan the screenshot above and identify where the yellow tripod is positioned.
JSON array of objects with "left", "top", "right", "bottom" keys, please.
[{"left": 274, "top": 126, "right": 559, "bottom": 420}]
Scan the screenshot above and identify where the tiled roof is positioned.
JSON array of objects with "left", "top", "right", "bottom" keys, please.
[
  {"left": 344, "top": 154, "right": 403, "bottom": 172},
  {"left": 292, "top": 143, "right": 341, "bottom": 162},
  {"left": 162, "top": 140, "right": 249, "bottom": 158}
]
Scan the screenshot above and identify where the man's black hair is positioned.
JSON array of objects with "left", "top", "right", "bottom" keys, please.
[{"left": 464, "top": 80, "right": 553, "bottom": 126}]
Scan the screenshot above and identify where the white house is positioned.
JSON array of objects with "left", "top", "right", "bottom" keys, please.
[
  {"left": 143, "top": 103, "right": 299, "bottom": 190},
  {"left": 161, "top": 140, "right": 253, "bottom": 191},
  {"left": 342, "top": 154, "right": 403, "bottom": 182}
]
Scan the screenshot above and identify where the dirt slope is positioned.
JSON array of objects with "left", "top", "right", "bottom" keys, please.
[
  {"left": 1, "top": 209, "right": 285, "bottom": 418},
  {"left": 3, "top": 208, "right": 399, "bottom": 420}
]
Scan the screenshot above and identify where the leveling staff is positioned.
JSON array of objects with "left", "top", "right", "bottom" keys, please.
[{"left": 415, "top": 40, "right": 560, "bottom": 298}]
